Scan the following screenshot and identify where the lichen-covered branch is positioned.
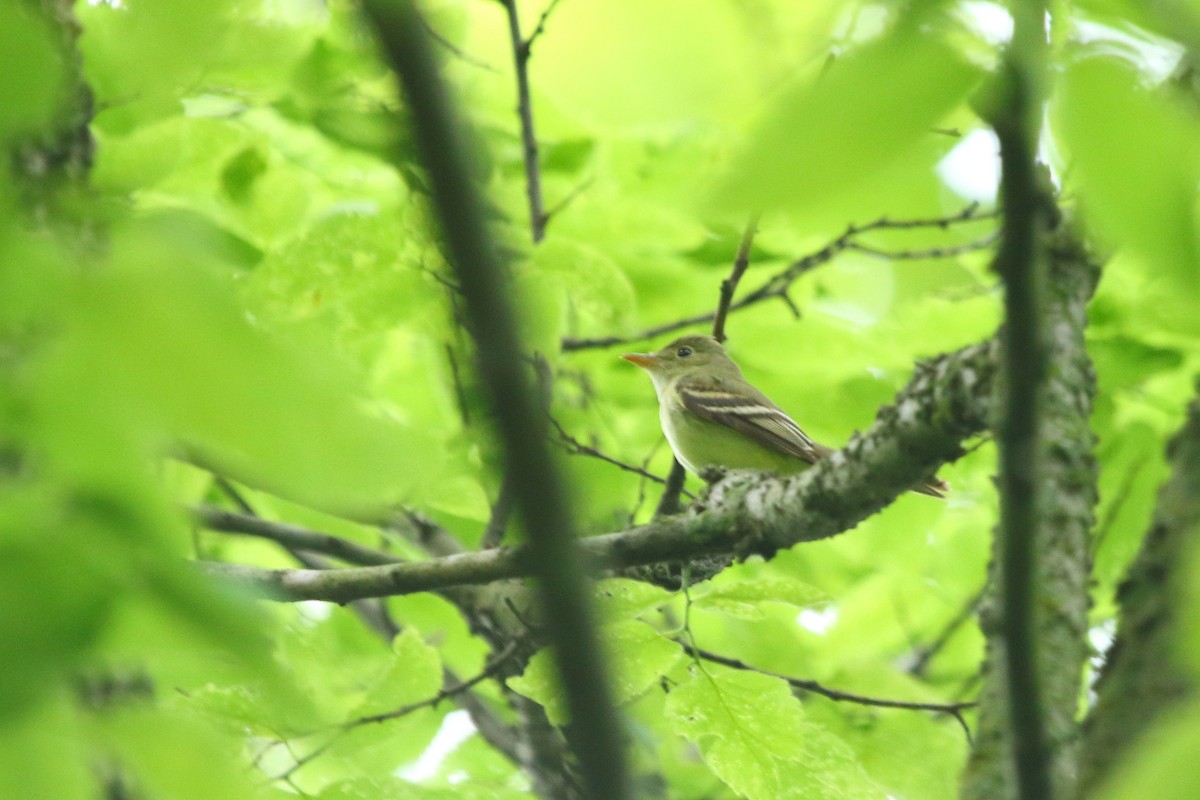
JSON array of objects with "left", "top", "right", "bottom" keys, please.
[
  {"left": 201, "top": 336, "right": 996, "bottom": 603},
  {"left": 1077, "top": 389, "right": 1200, "bottom": 795}
]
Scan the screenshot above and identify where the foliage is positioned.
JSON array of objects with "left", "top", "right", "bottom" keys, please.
[{"left": 2, "top": 0, "right": 1200, "bottom": 799}]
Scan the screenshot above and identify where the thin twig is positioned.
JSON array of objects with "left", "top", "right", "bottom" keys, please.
[
  {"left": 482, "top": 475, "right": 516, "bottom": 548},
  {"left": 848, "top": 233, "right": 999, "bottom": 261},
  {"left": 499, "top": 0, "right": 548, "bottom": 242},
  {"left": 562, "top": 204, "right": 998, "bottom": 351},
  {"left": 543, "top": 175, "right": 595, "bottom": 226},
  {"left": 352, "top": 640, "right": 522, "bottom": 725},
  {"left": 548, "top": 414, "right": 693, "bottom": 496},
  {"left": 712, "top": 213, "right": 761, "bottom": 343},
  {"left": 275, "top": 642, "right": 522, "bottom": 782},
  {"left": 213, "top": 475, "right": 256, "bottom": 515},
  {"left": 907, "top": 587, "right": 985, "bottom": 678},
  {"left": 444, "top": 342, "right": 472, "bottom": 426},
  {"left": 418, "top": 13, "right": 499, "bottom": 73},
  {"left": 195, "top": 506, "right": 401, "bottom": 567},
  {"left": 523, "top": 0, "right": 566, "bottom": 53},
  {"left": 680, "top": 641, "right": 975, "bottom": 741}
]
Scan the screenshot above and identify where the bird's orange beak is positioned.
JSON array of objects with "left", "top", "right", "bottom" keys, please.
[{"left": 621, "top": 352, "right": 658, "bottom": 370}]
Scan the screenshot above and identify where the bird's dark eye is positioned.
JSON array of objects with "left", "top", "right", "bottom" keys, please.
[{"left": 677, "top": 346, "right": 693, "bottom": 358}]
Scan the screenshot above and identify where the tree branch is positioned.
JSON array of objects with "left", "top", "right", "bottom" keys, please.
[
  {"left": 195, "top": 506, "right": 401, "bottom": 567},
  {"left": 358, "top": 3, "right": 631, "bottom": 798},
  {"left": 561, "top": 204, "right": 998, "bottom": 352},
  {"left": 961, "top": 4, "right": 1077, "bottom": 799},
  {"left": 200, "top": 336, "right": 996, "bottom": 603},
  {"left": 498, "top": 0, "right": 547, "bottom": 242},
  {"left": 963, "top": 57, "right": 1098, "bottom": 800},
  {"left": 680, "top": 642, "right": 975, "bottom": 740}
]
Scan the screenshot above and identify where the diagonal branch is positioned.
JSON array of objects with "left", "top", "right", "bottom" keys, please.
[
  {"left": 195, "top": 506, "right": 401, "bottom": 567},
  {"left": 201, "top": 337, "right": 997, "bottom": 603}
]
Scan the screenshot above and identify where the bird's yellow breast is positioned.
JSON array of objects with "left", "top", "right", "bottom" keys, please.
[{"left": 659, "top": 400, "right": 808, "bottom": 476}]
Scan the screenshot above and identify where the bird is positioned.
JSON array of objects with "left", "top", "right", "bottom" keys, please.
[{"left": 622, "top": 334, "right": 948, "bottom": 498}]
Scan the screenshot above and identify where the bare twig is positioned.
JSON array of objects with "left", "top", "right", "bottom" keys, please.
[
  {"left": 542, "top": 175, "right": 595, "bottom": 226},
  {"left": 353, "top": 640, "right": 522, "bottom": 726},
  {"left": 679, "top": 641, "right": 976, "bottom": 740},
  {"left": 548, "top": 414, "right": 692, "bottom": 496},
  {"left": 498, "top": 0, "right": 548, "bottom": 242},
  {"left": 418, "top": 13, "right": 499, "bottom": 73},
  {"left": 562, "top": 204, "right": 998, "bottom": 352},
  {"left": 482, "top": 475, "right": 516, "bottom": 549},
  {"left": 848, "top": 233, "right": 999, "bottom": 261},
  {"left": 274, "top": 640, "right": 523, "bottom": 782},
  {"left": 195, "top": 505, "right": 401, "bottom": 567},
  {"left": 907, "top": 587, "right": 985, "bottom": 678},
  {"left": 524, "top": 0, "right": 566, "bottom": 52},
  {"left": 712, "top": 214, "right": 760, "bottom": 343}
]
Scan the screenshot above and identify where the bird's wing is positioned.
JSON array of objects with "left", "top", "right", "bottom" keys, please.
[{"left": 678, "top": 383, "right": 827, "bottom": 465}]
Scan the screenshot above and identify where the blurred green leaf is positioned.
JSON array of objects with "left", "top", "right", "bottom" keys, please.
[
  {"left": 354, "top": 630, "right": 443, "bottom": 717},
  {"left": 594, "top": 578, "right": 675, "bottom": 621},
  {"left": 694, "top": 576, "right": 829, "bottom": 621},
  {"left": 1097, "top": 700, "right": 1200, "bottom": 800},
  {"left": 101, "top": 707, "right": 271, "bottom": 800},
  {"left": 0, "top": 4, "right": 66, "bottom": 140},
  {"left": 511, "top": 620, "right": 681, "bottom": 724},
  {"left": 55, "top": 219, "right": 442, "bottom": 516},
  {"left": 0, "top": 695, "right": 92, "bottom": 800},
  {"left": 1058, "top": 57, "right": 1200, "bottom": 325},
  {"left": 713, "top": 25, "right": 982, "bottom": 216}
]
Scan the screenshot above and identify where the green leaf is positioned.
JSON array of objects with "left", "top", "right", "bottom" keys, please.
[
  {"left": 694, "top": 577, "right": 829, "bottom": 621},
  {"left": 510, "top": 620, "right": 681, "bottom": 724},
  {"left": 594, "top": 578, "right": 675, "bottom": 621},
  {"left": 665, "top": 670, "right": 882, "bottom": 800},
  {"left": 713, "top": 25, "right": 982, "bottom": 216},
  {"left": 56, "top": 219, "right": 442, "bottom": 516},
  {"left": 1058, "top": 57, "right": 1200, "bottom": 324},
  {"left": 0, "top": 493, "right": 118, "bottom": 717},
  {"left": 0, "top": 4, "right": 66, "bottom": 140},
  {"left": 1098, "top": 701, "right": 1200, "bottom": 800},
  {"left": 530, "top": 0, "right": 774, "bottom": 131},
  {"left": 354, "top": 630, "right": 443, "bottom": 717},
  {"left": 101, "top": 706, "right": 270, "bottom": 800},
  {"left": 0, "top": 695, "right": 92, "bottom": 800}
]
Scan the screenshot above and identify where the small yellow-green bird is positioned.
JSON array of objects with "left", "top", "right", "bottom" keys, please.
[{"left": 622, "top": 334, "right": 948, "bottom": 498}]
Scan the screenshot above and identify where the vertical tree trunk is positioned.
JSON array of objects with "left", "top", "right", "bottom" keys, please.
[{"left": 961, "top": 224, "right": 1100, "bottom": 800}]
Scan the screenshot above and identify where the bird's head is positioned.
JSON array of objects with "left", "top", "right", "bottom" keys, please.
[{"left": 621, "top": 335, "right": 740, "bottom": 390}]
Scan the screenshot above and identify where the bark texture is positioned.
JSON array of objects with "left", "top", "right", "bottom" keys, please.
[{"left": 961, "top": 225, "right": 1100, "bottom": 800}]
